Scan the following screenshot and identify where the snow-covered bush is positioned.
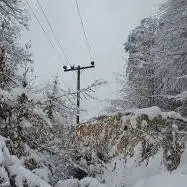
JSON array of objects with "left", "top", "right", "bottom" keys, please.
[
  {"left": 55, "top": 177, "right": 106, "bottom": 187},
  {"left": 0, "top": 135, "right": 52, "bottom": 187},
  {"left": 72, "top": 107, "right": 187, "bottom": 179}
]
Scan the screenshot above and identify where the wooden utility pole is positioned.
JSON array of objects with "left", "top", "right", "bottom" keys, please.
[{"left": 63, "top": 62, "right": 95, "bottom": 124}]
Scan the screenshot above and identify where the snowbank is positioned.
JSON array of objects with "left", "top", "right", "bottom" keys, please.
[
  {"left": 102, "top": 143, "right": 187, "bottom": 187},
  {"left": 124, "top": 106, "right": 187, "bottom": 122},
  {"left": 55, "top": 177, "right": 106, "bottom": 187},
  {"left": 133, "top": 174, "right": 187, "bottom": 187}
]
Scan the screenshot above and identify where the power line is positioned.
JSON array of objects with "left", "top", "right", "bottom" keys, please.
[
  {"left": 24, "top": 0, "right": 55, "bottom": 50},
  {"left": 35, "top": 0, "right": 70, "bottom": 65},
  {"left": 25, "top": 0, "right": 67, "bottom": 65},
  {"left": 74, "top": 0, "right": 94, "bottom": 61}
]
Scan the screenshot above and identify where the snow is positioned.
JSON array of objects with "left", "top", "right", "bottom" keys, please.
[
  {"left": 56, "top": 144, "right": 187, "bottom": 187},
  {"left": 133, "top": 106, "right": 162, "bottom": 120},
  {"left": 176, "top": 91, "right": 187, "bottom": 101},
  {"left": 55, "top": 179, "right": 79, "bottom": 187},
  {"left": 162, "top": 111, "right": 184, "bottom": 120},
  {"left": 55, "top": 178, "right": 106, "bottom": 187},
  {"left": 8, "top": 164, "right": 52, "bottom": 187},
  {"left": 100, "top": 142, "right": 187, "bottom": 187},
  {"left": 0, "top": 103, "right": 187, "bottom": 187},
  {"left": 0, "top": 167, "right": 9, "bottom": 186},
  {"left": 20, "top": 119, "right": 32, "bottom": 128},
  {"left": 79, "top": 177, "right": 106, "bottom": 187},
  {"left": 70, "top": 106, "right": 187, "bottom": 187},
  {"left": 130, "top": 117, "right": 137, "bottom": 129},
  {"left": 103, "top": 149, "right": 165, "bottom": 187},
  {"left": 133, "top": 174, "right": 187, "bottom": 187},
  {"left": 32, "top": 167, "right": 51, "bottom": 183},
  {"left": 33, "top": 108, "right": 53, "bottom": 127},
  {"left": 121, "top": 106, "right": 163, "bottom": 124},
  {"left": 0, "top": 89, "right": 12, "bottom": 102},
  {"left": 0, "top": 136, "right": 52, "bottom": 187},
  {"left": 177, "top": 75, "right": 187, "bottom": 80},
  {"left": 123, "top": 106, "right": 187, "bottom": 122}
]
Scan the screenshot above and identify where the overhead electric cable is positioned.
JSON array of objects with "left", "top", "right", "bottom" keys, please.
[
  {"left": 25, "top": 0, "right": 66, "bottom": 65},
  {"left": 25, "top": 0, "right": 56, "bottom": 50},
  {"left": 35, "top": 0, "right": 70, "bottom": 64},
  {"left": 74, "top": 0, "right": 94, "bottom": 61}
]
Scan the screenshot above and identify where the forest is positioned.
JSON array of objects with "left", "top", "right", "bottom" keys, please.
[{"left": 0, "top": 0, "right": 186, "bottom": 186}]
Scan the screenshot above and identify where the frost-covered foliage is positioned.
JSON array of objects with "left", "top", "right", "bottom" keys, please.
[
  {"left": 0, "top": 0, "right": 77, "bottom": 185},
  {"left": 0, "top": 0, "right": 31, "bottom": 89},
  {"left": 152, "top": 0, "right": 187, "bottom": 112},
  {"left": 102, "top": 141, "right": 187, "bottom": 187},
  {"left": 0, "top": 1, "right": 53, "bottom": 185},
  {"left": 42, "top": 77, "right": 76, "bottom": 126},
  {"left": 55, "top": 133, "right": 187, "bottom": 187},
  {"left": 110, "top": 0, "right": 187, "bottom": 116},
  {"left": 0, "top": 135, "right": 52, "bottom": 187},
  {"left": 69, "top": 107, "right": 187, "bottom": 181},
  {"left": 1, "top": 0, "right": 187, "bottom": 186},
  {"left": 124, "top": 18, "right": 158, "bottom": 108},
  {"left": 0, "top": 79, "right": 79, "bottom": 185},
  {"left": 0, "top": 0, "right": 28, "bottom": 26},
  {"left": 0, "top": 0, "right": 56, "bottom": 181}
]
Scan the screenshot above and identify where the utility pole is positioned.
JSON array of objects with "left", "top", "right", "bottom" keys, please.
[{"left": 63, "top": 61, "right": 95, "bottom": 124}]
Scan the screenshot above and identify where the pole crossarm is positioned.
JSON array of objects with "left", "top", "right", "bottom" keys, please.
[
  {"left": 63, "top": 61, "right": 95, "bottom": 124},
  {"left": 63, "top": 62, "right": 95, "bottom": 72}
]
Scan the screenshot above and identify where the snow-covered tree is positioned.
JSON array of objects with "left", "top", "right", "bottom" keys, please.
[
  {"left": 123, "top": 18, "right": 158, "bottom": 108},
  {"left": 115, "top": 0, "right": 187, "bottom": 116},
  {"left": 42, "top": 76, "right": 76, "bottom": 126},
  {"left": 152, "top": 0, "right": 187, "bottom": 114},
  {"left": 0, "top": 1, "right": 61, "bottom": 185}
]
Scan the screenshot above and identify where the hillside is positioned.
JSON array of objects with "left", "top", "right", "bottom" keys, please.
[
  {"left": 55, "top": 106, "right": 187, "bottom": 186},
  {"left": 0, "top": 106, "right": 187, "bottom": 186}
]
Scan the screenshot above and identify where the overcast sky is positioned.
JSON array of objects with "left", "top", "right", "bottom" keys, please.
[{"left": 23, "top": 0, "right": 164, "bottom": 121}]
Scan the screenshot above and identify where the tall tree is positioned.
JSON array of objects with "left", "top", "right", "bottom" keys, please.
[
  {"left": 0, "top": 0, "right": 30, "bottom": 91},
  {"left": 153, "top": 0, "right": 187, "bottom": 113},
  {"left": 124, "top": 18, "right": 158, "bottom": 108},
  {"left": 116, "top": 0, "right": 187, "bottom": 115}
]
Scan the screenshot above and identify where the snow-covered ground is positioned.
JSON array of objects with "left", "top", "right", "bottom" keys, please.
[
  {"left": 57, "top": 106, "right": 187, "bottom": 187},
  {"left": 103, "top": 145, "right": 187, "bottom": 187},
  {"left": 56, "top": 144, "right": 187, "bottom": 187},
  {"left": 1, "top": 106, "right": 187, "bottom": 187},
  {"left": 133, "top": 145, "right": 187, "bottom": 187}
]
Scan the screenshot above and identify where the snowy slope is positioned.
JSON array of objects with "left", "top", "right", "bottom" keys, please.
[
  {"left": 133, "top": 143, "right": 187, "bottom": 187},
  {"left": 134, "top": 174, "right": 187, "bottom": 187},
  {"left": 0, "top": 106, "right": 186, "bottom": 187},
  {"left": 103, "top": 145, "right": 187, "bottom": 187},
  {"left": 66, "top": 106, "right": 187, "bottom": 187},
  {"left": 56, "top": 144, "right": 187, "bottom": 187}
]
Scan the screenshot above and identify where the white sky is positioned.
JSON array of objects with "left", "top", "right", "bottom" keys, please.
[{"left": 22, "top": 0, "right": 164, "bottom": 121}]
